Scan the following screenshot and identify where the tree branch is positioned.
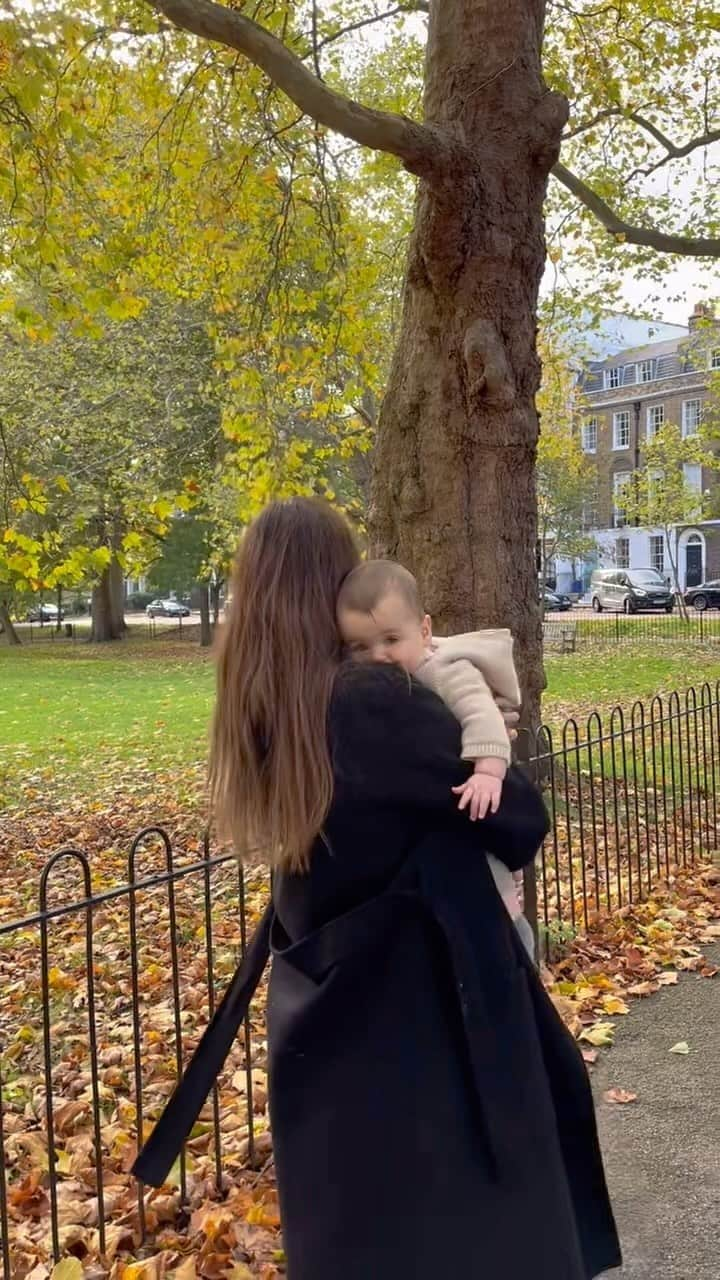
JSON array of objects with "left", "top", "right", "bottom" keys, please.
[
  {"left": 145, "top": 0, "right": 444, "bottom": 177},
  {"left": 626, "top": 113, "right": 720, "bottom": 180},
  {"left": 553, "top": 162, "right": 720, "bottom": 257}
]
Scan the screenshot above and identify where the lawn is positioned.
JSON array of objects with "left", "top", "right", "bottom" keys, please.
[
  {"left": 1, "top": 632, "right": 716, "bottom": 813},
  {"left": 0, "top": 636, "right": 215, "bottom": 812},
  {"left": 543, "top": 642, "right": 720, "bottom": 726}
]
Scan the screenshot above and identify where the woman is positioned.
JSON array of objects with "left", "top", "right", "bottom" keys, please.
[{"left": 135, "top": 497, "right": 620, "bottom": 1279}]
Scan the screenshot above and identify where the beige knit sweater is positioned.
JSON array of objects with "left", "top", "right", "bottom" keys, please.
[
  {"left": 417, "top": 629, "right": 521, "bottom": 764},
  {"left": 416, "top": 629, "right": 523, "bottom": 920}
]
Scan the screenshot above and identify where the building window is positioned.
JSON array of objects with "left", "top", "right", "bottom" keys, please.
[
  {"left": 604, "top": 366, "right": 621, "bottom": 390},
  {"left": 613, "top": 472, "right": 631, "bottom": 528},
  {"left": 647, "top": 405, "right": 665, "bottom": 438},
  {"left": 582, "top": 494, "right": 598, "bottom": 530},
  {"left": 682, "top": 399, "right": 702, "bottom": 436},
  {"left": 616, "top": 537, "right": 630, "bottom": 569},
  {"left": 638, "top": 359, "right": 655, "bottom": 384},
  {"left": 613, "top": 411, "right": 630, "bottom": 450},
  {"left": 581, "top": 418, "right": 598, "bottom": 453},
  {"left": 710, "top": 349, "right": 720, "bottom": 371},
  {"left": 649, "top": 535, "right": 665, "bottom": 575}
]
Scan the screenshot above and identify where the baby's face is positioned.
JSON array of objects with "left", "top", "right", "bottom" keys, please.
[{"left": 338, "top": 590, "right": 432, "bottom": 673}]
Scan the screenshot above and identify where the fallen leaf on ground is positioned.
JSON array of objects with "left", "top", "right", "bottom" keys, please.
[
  {"left": 657, "top": 972, "right": 679, "bottom": 986},
  {"left": 669, "top": 1041, "right": 690, "bottom": 1055},
  {"left": 50, "top": 1262, "right": 84, "bottom": 1280},
  {"left": 582, "top": 1048, "right": 598, "bottom": 1065},
  {"left": 579, "top": 1022, "right": 615, "bottom": 1047},
  {"left": 603, "top": 1088, "right": 638, "bottom": 1105}
]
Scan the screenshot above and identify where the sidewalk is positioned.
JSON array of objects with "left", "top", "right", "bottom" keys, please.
[{"left": 594, "top": 948, "right": 720, "bottom": 1279}]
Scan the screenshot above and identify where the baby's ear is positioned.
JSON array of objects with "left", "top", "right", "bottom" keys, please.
[{"left": 421, "top": 613, "right": 433, "bottom": 643}]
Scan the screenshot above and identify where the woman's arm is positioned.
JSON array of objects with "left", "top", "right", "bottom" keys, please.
[{"left": 331, "top": 664, "right": 548, "bottom": 872}]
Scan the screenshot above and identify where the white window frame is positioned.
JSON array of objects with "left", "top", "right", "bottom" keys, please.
[
  {"left": 604, "top": 367, "right": 621, "bottom": 390},
  {"left": 683, "top": 462, "right": 702, "bottom": 496},
  {"left": 682, "top": 398, "right": 702, "bottom": 437},
  {"left": 613, "top": 472, "right": 631, "bottom": 528},
  {"left": 646, "top": 404, "right": 665, "bottom": 438},
  {"left": 711, "top": 349, "right": 720, "bottom": 371},
  {"left": 581, "top": 417, "right": 598, "bottom": 454},
  {"left": 649, "top": 535, "right": 665, "bottom": 575},
  {"left": 638, "top": 359, "right": 655, "bottom": 384},
  {"left": 613, "top": 410, "right": 630, "bottom": 451},
  {"left": 615, "top": 537, "right": 630, "bottom": 569}
]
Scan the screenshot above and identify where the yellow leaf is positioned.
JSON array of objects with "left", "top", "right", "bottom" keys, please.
[
  {"left": 170, "top": 1260, "right": 197, "bottom": 1280},
  {"left": 602, "top": 996, "right": 630, "bottom": 1016},
  {"left": 669, "top": 1041, "right": 690, "bottom": 1055},
  {"left": 579, "top": 1022, "right": 615, "bottom": 1047},
  {"left": 50, "top": 1261, "right": 84, "bottom": 1280}
]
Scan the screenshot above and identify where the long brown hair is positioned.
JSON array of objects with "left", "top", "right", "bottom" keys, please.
[{"left": 209, "top": 497, "right": 360, "bottom": 872}]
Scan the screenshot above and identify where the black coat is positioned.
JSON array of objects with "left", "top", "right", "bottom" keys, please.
[{"left": 135, "top": 664, "right": 621, "bottom": 1280}]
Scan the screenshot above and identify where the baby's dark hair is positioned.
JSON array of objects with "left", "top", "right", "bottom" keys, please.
[{"left": 337, "top": 559, "right": 425, "bottom": 620}]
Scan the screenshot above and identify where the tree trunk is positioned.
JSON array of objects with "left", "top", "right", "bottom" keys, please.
[
  {"left": 0, "top": 600, "right": 21, "bottom": 645},
  {"left": 210, "top": 579, "right": 222, "bottom": 627},
  {"left": 665, "top": 527, "right": 687, "bottom": 620},
  {"left": 199, "top": 583, "right": 212, "bottom": 648},
  {"left": 109, "top": 554, "right": 128, "bottom": 637},
  {"left": 369, "top": 0, "right": 566, "bottom": 728},
  {"left": 56, "top": 584, "right": 63, "bottom": 633},
  {"left": 91, "top": 562, "right": 126, "bottom": 642}
]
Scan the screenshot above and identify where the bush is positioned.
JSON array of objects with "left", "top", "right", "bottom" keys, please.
[{"left": 126, "top": 591, "right": 155, "bottom": 611}]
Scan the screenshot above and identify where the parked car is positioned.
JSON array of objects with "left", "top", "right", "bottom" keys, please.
[
  {"left": 684, "top": 580, "right": 720, "bottom": 612},
  {"left": 26, "top": 603, "right": 63, "bottom": 623},
  {"left": 543, "top": 590, "right": 572, "bottom": 612},
  {"left": 591, "top": 569, "right": 674, "bottom": 614},
  {"left": 145, "top": 599, "right": 191, "bottom": 618}
]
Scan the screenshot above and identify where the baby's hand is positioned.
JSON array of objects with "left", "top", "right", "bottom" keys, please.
[{"left": 452, "top": 771, "right": 503, "bottom": 821}]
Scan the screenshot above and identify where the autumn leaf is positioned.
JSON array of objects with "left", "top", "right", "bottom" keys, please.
[
  {"left": 580, "top": 1022, "right": 615, "bottom": 1047},
  {"left": 50, "top": 1261, "right": 84, "bottom": 1280},
  {"left": 601, "top": 996, "right": 630, "bottom": 1016},
  {"left": 603, "top": 1088, "right": 638, "bottom": 1105},
  {"left": 669, "top": 1041, "right": 691, "bottom": 1055}
]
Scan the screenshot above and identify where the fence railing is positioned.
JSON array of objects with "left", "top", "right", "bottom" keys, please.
[
  {"left": 544, "top": 611, "right": 720, "bottom": 651},
  {"left": 1, "top": 684, "right": 719, "bottom": 1273},
  {"left": 522, "top": 683, "right": 720, "bottom": 953},
  {"left": 9, "top": 615, "right": 193, "bottom": 644}
]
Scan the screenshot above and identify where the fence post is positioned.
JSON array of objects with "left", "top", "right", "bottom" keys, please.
[{"left": 615, "top": 613, "right": 620, "bottom": 644}]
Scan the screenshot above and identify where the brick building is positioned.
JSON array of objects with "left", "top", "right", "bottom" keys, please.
[{"left": 553, "top": 304, "right": 720, "bottom": 595}]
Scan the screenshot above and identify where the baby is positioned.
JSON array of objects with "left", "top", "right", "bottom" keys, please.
[{"left": 337, "top": 559, "right": 534, "bottom": 957}]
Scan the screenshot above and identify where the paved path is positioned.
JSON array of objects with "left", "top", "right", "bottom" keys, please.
[{"left": 594, "top": 948, "right": 720, "bottom": 1279}]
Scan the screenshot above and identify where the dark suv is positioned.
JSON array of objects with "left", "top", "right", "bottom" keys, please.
[{"left": 591, "top": 569, "right": 674, "bottom": 614}]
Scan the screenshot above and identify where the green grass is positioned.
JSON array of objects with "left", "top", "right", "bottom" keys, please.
[
  {"left": 1, "top": 633, "right": 718, "bottom": 811},
  {"left": 0, "top": 637, "right": 214, "bottom": 810},
  {"left": 544, "top": 642, "right": 720, "bottom": 726}
]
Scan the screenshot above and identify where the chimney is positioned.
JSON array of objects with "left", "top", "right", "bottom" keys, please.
[{"left": 688, "top": 301, "right": 716, "bottom": 331}]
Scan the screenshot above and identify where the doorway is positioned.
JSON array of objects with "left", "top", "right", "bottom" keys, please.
[{"left": 685, "top": 535, "right": 703, "bottom": 589}]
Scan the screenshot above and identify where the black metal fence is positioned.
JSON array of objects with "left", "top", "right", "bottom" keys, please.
[
  {"left": 544, "top": 611, "right": 720, "bottom": 651},
  {"left": 1, "top": 683, "right": 719, "bottom": 1273},
  {"left": 10, "top": 616, "right": 193, "bottom": 644},
  {"left": 523, "top": 683, "right": 720, "bottom": 954}
]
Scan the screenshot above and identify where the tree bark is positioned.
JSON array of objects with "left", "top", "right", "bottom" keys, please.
[
  {"left": 369, "top": 0, "right": 566, "bottom": 726},
  {"left": 0, "top": 600, "right": 21, "bottom": 645},
  {"left": 91, "top": 560, "right": 127, "bottom": 642},
  {"left": 109, "top": 554, "right": 128, "bottom": 637},
  {"left": 199, "top": 582, "right": 213, "bottom": 648},
  {"left": 210, "top": 578, "right": 223, "bottom": 627}
]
